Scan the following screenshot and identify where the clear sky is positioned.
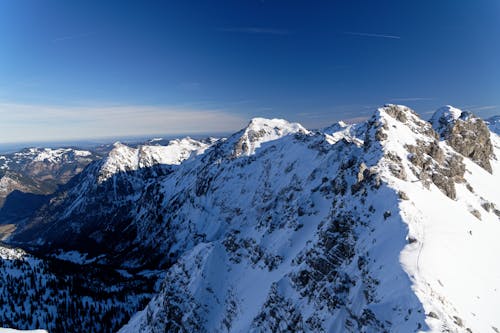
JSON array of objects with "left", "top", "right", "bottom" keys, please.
[{"left": 1, "top": 0, "right": 499, "bottom": 143}]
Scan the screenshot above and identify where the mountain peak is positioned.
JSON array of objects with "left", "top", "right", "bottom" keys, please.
[
  {"left": 429, "top": 105, "right": 463, "bottom": 136},
  {"left": 246, "top": 117, "right": 307, "bottom": 132},
  {"left": 231, "top": 117, "right": 308, "bottom": 157}
]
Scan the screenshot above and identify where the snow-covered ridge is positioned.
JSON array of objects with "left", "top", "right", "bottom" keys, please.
[
  {"left": 11, "top": 147, "right": 92, "bottom": 164},
  {"left": 232, "top": 117, "right": 308, "bottom": 157},
  {"left": 98, "top": 137, "right": 210, "bottom": 182},
  {"left": 321, "top": 120, "right": 364, "bottom": 145},
  {"left": 0, "top": 147, "right": 94, "bottom": 170},
  {"left": 32, "top": 148, "right": 91, "bottom": 163}
]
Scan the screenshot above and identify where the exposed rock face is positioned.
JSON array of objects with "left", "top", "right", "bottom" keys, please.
[
  {"left": 367, "top": 104, "right": 466, "bottom": 199},
  {"left": 405, "top": 140, "right": 465, "bottom": 200},
  {"left": 430, "top": 106, "right": 494, "bottom": 173},
  {"left": 445, "top": 116, "right": 493, "bottom": 173}
]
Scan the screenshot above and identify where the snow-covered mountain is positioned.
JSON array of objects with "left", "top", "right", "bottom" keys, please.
[
  {"left": 1, "top": 105, "right": 500, "bottom": 332},
  {"left": 114, "top": 106, "right": 500, "bottom": 333}
]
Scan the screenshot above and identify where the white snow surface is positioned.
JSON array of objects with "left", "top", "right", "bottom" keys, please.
[{"left": 118, "top": 106, "right": 500, "bottom": 332}]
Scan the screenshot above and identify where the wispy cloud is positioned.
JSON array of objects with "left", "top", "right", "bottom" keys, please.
[
  {"left": 390, "top": 97, "right": 435, "bottom": 102},
  {"left": 344, "top": 31, "right": 401, "bottom": 40},
  {"left": 0, "top": 102, "right": 248, "bottom": 143},
  {"left": 52, "top": 32, "right": 94, "bottom": 43},
  {"left": 217, "top": 27, "right": 290, "bottom": 35}
]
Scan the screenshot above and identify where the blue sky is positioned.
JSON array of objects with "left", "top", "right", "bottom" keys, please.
[{"left": 1, "top": 1, "right": 499, "bottom": 142}]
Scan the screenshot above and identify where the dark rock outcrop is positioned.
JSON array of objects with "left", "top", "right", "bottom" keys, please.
[{"left": 430, "top": 106, "right": 494, "bottom": 173}]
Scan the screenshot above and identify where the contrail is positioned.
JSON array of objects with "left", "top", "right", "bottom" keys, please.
[{"left": 344, "top": 31, "right": 401, "bottom": 39}]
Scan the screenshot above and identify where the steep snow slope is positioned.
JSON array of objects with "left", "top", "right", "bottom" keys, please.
[
  {"left": 486, "top": 115, "right": 500, "bottom": 135},
  {"left": 118, "top": 105, "right": 500, "bottom": 333},
  {"left": 376, "top": 106, "right": 500, "bottom": 332}
]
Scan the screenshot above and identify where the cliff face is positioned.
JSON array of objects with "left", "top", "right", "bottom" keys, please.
[{"left": 430, "top": 105, "right": 494, "bottom": 173}]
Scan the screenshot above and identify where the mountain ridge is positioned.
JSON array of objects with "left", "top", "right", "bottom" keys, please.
[{"left": 1, "top": 104, "right": 499, "bottom": 332}]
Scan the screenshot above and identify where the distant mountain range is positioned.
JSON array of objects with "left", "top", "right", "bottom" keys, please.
[{"left": 1, "top": 105, "right": 499, "bottom": 333}]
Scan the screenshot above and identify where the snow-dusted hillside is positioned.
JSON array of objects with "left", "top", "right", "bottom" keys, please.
[
  {"left": 0, "top": 147, "right": 100, "bottom": 208},
  {"left": 3, "top": 106, "right": 500, "bottom": 333}
]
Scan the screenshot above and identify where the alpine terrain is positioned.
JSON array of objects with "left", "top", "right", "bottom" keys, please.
[{"left": 1, "top": 105, "right": 499, "bottom": 333}]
